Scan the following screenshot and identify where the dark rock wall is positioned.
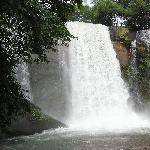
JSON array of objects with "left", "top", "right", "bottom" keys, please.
[{"left": 29, "top": 51, "right": 69, "bottom": 124}]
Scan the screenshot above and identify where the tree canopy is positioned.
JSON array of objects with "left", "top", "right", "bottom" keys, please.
[
  {"left": 74, "top": 0, "right": 150, "bottom": 30},
  {"left": 123, "top": 0, "right": 150, "bottom": 31},
  {"left": 0, "top": 0, "right": 82, "bottom": 128},
  {"left": 0, "top": 0, "right": 82, "bottom": 63}
]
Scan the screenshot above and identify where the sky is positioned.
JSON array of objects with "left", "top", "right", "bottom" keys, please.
[{"left": 83, "top": 0, "right": 94, "bottom": 5}]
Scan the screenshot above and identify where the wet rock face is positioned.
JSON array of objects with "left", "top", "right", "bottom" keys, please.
[
  {"left": 29, "top": 51, "right": 69, "bottom": 124},
  {"left": 110, "top": 28, "right": 150, "bottom": 106},
  {"left": 109, "top": 27, "right": 131, "bottom": 66},
  {"left": 113, "top": 41, "right": 129, "bottom": 65},
  {"left": 3, "top": 113, "right": 66, "bottom": 138}
]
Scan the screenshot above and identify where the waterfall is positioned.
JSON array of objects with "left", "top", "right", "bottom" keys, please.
[
  {"left": 129, "top": 40, "right": 142, "bottom": 105},
  {"left": 137, "top": 30, "right": 150, "bottom": 49},
  {"left": 15, "top": 63, "right": 33, "bottom": 102},
  {"left": 61, "top": 22, "right": 150, "bottom": 129},
  {"left": 129, "top": 30, "right": 150, "bottom": 107},
  {"left": 130, "top": 40, "right": 137, "bottom": 70}
]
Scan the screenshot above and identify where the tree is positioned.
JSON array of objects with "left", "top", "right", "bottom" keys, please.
[
  {"left": 0, "top": 0, "right": 82, "bottom": 128},
  {"left": 0, "top": 45, "right": 31, "bottom": 128},
  {"left": 69, "top": 5, "right": 94, "bottom": 22},
  {"left": 0, "top": 0, "right": 82, "bottom": 63},
  {"left": 91, "top": 0, "right": 124, "bottom": 26},
  {"left": 90, "top": 0, "right": 150, "bottom": 30},
  {"left": 123, "top": 0, "right": 150, "bottom": 31}
]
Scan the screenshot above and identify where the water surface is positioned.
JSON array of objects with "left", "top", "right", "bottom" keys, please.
[{"left": 1, "top": 128, "right": 150, "bottom": 150}]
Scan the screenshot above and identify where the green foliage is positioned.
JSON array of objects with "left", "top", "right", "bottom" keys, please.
[
  {"left": 0, "top": 0, "right": 82, "bottom": 129},
  {"left": 92, "top": 0, "right": 120, "bottom": 25},
  {"left": 0, "top": 0, "right": 82, "bottom": 63},
  {"left": 81, "top": 0, "right": 150, "bottom": 31},
  {"left": 117, "top": 28, "right": 131, "bottom": 46},
  {"left": 69, "top": 5, "right": 94, "bottom": 22},
  {"left": 123, "top": 0, "right": 150, "bottom": 31},
  {"left": 0, "top": 46, "right": 31, "bottom": 128},
  {"left": 69, "top": 0, "right": 124, "bottom": 25},
  {"left": 121, "top": 65, "right": 133, "bottom": 87},
  {"left": 110, "top": 27, "right": 132, "bottom": 48},
  {"left": 31, "top": 107, "right": 47, "bottom": 121},
  {"left": 121, "top": 42, "right": 150, "bottom": 103}
]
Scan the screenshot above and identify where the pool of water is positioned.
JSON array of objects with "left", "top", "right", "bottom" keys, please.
[{"left": 1, "top": 128, "right": 150, "bottom": 150}]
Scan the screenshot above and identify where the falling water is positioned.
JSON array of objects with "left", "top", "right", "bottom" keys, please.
[
  {"left": 137, "top": 30, "right": 150, "bottom": 48},
  {"left": 62, "top": 22, "right": 150, "bottom": 130},
  {"left": 129, "top": 40, "right": 143, "bottom": 108},
  {"left": 15, "top": 63, "right": 33, "bottom": 102},
  {"left": 130, "top": 40, "right": 137, "bottom": 69}
]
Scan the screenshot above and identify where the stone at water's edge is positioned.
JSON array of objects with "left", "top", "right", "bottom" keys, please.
[{"left": 1, "top": 113, "right": 66, "bottom": 139}]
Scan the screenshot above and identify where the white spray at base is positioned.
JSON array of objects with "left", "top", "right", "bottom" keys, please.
[{"left": 61, "top": 22, "right": 150, "bottom": 130}]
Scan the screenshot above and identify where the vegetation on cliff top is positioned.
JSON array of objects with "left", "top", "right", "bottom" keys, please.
[{"left": 71, "top": 0, "right": 150, "bottom": 31}]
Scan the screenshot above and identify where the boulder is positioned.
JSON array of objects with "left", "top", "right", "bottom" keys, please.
[{"left": 1, "top": 108, "right": 66, "bottom": 138}]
